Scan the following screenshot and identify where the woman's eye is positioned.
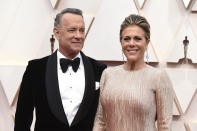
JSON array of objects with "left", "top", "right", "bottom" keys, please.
[
  {"left": 123, "top": 37, "right": 130, "bottom": 41},
  {"left": 134, "top": 37, "right": 142, "bottom": 41}
]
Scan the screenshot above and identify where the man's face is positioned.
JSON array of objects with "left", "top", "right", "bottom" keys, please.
[{"left": 54, "top": 13, "right": 85, "bottom": 59}]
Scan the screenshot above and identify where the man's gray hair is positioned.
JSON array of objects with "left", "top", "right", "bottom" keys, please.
[{"left": 54, "top": 8, "right": 83, "bottom": 28}]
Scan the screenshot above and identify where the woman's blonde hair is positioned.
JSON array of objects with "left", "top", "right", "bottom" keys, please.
[{"left": 120, "top": 14, "right": 150, "bottom": 41}]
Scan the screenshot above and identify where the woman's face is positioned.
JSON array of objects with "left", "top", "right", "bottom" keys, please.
[{"left": 121, "top": 25, "right": 149, "bottom": 64}]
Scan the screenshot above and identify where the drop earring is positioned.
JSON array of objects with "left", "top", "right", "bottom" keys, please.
[
  {"left": 122, "top": 52, "right": 126, "bottom": 63},
  {"left": 145, "top": 49, "right": 149, "bottom": 64}
]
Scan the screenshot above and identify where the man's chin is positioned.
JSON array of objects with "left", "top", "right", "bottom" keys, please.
[
  {"left": 73, "top": 47, "right": 83, "bottom": 52},
  {"left": 72, "top": 49, "right": 82, "bottom": 54}
]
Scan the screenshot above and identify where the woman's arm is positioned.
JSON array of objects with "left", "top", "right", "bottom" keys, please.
[
  {"left": 156, "top": 69, "right": 174, "bottom": 131},
  {"left": 93, "top": 70, "right": 107, "bottom": 131}
]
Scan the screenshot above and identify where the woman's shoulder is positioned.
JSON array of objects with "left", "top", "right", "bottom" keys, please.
[
  {"left": 144, "top": 65, "right": 170, "bottom": 82},
  {"left": 146, "top": 65, "right": 165, "bottom": 74},
  {"left": 146, "top": 66, "right": 171, "bottom": 84}
]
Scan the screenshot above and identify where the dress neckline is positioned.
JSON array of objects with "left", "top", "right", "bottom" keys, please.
[{"left": 121, "top": 64, "right": 149, "bottom": 73}]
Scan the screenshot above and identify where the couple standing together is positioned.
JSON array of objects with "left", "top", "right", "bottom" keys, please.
[{"left": 14, "top": 8, "right": 174, "bottom": 131}]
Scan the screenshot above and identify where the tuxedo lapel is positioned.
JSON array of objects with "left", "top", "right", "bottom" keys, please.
[
  {"left": 71, "top": 51, "right": 96, "bottom": 126},
  {"left": 45, "top": 51, "right": 69, "bottom": 125}
]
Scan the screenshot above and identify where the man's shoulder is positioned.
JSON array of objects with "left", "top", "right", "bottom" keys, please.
[
  {"left": 87, "top": 56, "right": 106, "bottom": 69},
  {"left": 27, "top": 55, "right": 50, "bottom": 68},
  {"left": 29, "top": 55, "right": 49, "bottom": 64},
  {"left": 80, "top": 51, "right": 107, "bottom": 68}
]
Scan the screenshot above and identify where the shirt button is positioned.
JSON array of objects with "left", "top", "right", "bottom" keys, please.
[
  {"left": 70, "top": 87, "right": 72, "bottom": 89},
  {"left": 70, "top": 101, "right": 72, "bottom": 103}
]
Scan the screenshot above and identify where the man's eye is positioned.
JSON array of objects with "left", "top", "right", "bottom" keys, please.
[
  {"left": 123, "top": 37, "right": 130, "bottom": 41},
  {"left": 68, "top": 30, "right": 75, "bottom": 32},
  {"left": 80, "top": 29, "right": 85, "bottom": 33},
  {"left": 68, "top": 28, "right": 76, "bottom": 32}
]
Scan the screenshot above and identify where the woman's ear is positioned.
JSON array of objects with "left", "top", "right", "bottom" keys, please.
[
  {"left": 146, "top": 39, "right": 150, "bottom": 47},
  {"left": 147, "top": 39, "right": 150, "bottom": 45},
  {"left": 145, "top": 39, "right": 150, "bottom": 50}
]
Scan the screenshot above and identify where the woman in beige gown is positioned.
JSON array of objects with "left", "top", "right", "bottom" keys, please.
[{"left": 93, "top": 14, "right": 174, "bottom": 131}]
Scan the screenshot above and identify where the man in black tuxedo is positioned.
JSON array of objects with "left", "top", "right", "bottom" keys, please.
[{"left": 14, "top": 8, "right": 106, "bottom": 131}]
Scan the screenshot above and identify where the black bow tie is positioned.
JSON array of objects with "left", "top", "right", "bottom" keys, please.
[{"left": 60, "top": 57, "right": 80, "bottom": 73}]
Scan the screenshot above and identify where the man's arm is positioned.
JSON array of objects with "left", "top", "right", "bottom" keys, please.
[
  {"left": 14, "top": 62, "right": 34, "bottom": 131},
  {"left": 89, "top": 58, "right": 107, "bottom": 82}
]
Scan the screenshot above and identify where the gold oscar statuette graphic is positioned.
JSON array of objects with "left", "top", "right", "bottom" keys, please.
[
  {"left": 50, "top": 35, "right": 55, "bottom": 54},
  {"left": 178, "top": 36, "right": 193, "bottom": 64}
]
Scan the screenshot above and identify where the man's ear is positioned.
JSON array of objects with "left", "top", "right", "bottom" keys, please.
[{"left": 53, "top": 27, "right": 60, "bottom": 40}]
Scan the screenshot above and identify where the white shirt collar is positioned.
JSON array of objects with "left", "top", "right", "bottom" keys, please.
[{"left": 57, "top": 50, "right": 82, "bottom": 60}]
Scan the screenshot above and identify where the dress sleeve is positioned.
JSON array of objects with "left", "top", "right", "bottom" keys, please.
[
  {"left": 14, "top": 62, "right": 34, "bottom": 131},
  {"left": 156, "top": 69, "right": 174, "bottom": 131},
  {"left": 93, "top": 69, "right": 107, "bottom": 131}
]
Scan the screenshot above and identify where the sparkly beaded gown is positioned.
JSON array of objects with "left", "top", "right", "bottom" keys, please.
[{"left": 93, "top": 65, "right": 174, "bottom": 131}]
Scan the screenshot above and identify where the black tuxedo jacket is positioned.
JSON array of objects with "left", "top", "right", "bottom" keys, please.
[{"left": 14, "top": 51, "right": 106, "bottom": 131}]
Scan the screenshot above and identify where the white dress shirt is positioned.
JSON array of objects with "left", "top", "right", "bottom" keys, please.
[{"left": 57, "top": 50, "right": 85, "bottom": 125}]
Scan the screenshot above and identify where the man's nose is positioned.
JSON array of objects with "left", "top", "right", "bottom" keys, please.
[{"left": 74, "top": 31, "right": 84, "bottom": 38}]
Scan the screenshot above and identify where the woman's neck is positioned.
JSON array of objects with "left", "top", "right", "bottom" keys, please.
[{"left": 124, "top": 60, "right": 146, "bottom": 71}]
